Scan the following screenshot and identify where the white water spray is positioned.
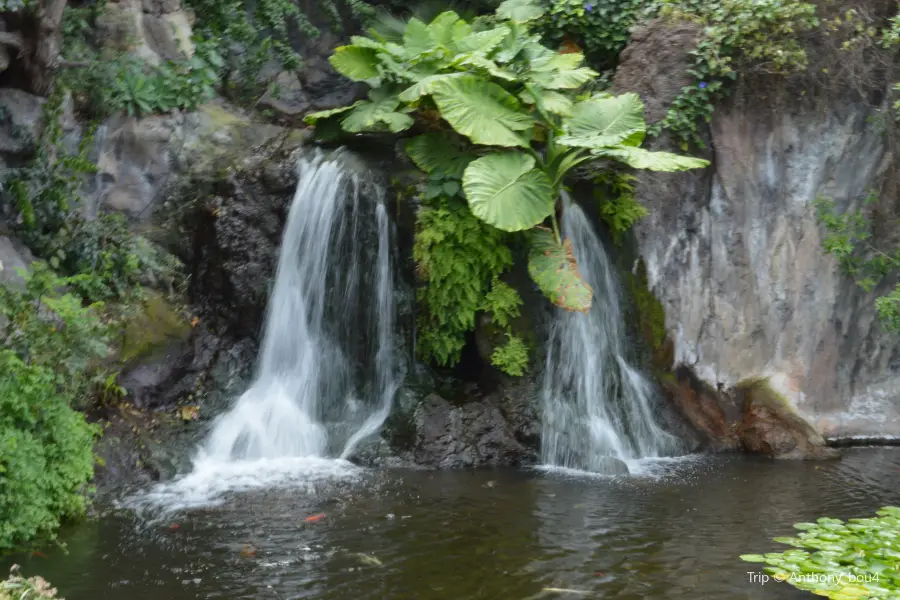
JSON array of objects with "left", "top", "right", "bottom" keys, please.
[
  {"left": 136, "top": 152, "right": 400, "bottom": 509},
  {"left": 540, "top": 201, "right": 679, "bottom": 472}
]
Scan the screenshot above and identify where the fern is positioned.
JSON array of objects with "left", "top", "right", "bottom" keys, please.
[
  {"left": 490, "top": 334, "right": 529, "bottom": 377},
  {"left": 414, "top": 196, "right": 514, "bottom": 367}
]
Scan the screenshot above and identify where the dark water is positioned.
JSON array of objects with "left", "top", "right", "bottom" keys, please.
[{"left": 6, "top": 448, "right": 900, "bottom": 600}]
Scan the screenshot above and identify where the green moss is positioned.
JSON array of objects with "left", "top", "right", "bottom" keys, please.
[
  {"left": 625, "top": 258, "right": 667, "bottom": 352},
  {"left": 120, "top": 291, "right": 190, "bottom": 363}
]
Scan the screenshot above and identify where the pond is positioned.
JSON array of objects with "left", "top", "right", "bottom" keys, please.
[{"left": 5, "top": 448, "right": 899, "bottom": 600}]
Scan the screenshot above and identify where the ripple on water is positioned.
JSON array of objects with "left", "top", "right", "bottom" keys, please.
[
  {"left": 121, "top": 456, "right": 364, "bottom": 516},
  {"left": 6, "top": 448, "right": 900, "bottom": 600}
]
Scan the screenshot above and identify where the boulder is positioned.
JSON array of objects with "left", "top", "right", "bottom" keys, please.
[
  {"left": 402, "top": 386, "right": 540, "bottom": 469},
  {"left": 735, "top": 379, "right": 841, "bottom": 460},
  {"left": 593, "top": 456, "right": 630, "bottom": 475}
]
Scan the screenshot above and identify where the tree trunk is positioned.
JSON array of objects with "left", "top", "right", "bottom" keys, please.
[{"left": 24, "top": 0, "right": 68, "bottom": 96}]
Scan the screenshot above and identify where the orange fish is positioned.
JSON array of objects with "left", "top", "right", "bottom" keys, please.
[
  {"left": 168, "top": 523, "right": 181, "bottom": 531},
  {"left": 304, "top": 513, "right": 327, "bottom": 523},
  {"left": 32, "top": 551, "right": 47, "bottom": 558}
]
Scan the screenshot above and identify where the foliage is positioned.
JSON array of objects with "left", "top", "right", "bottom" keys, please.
[
  {"left": 814, "top": 194, "right": 900, "bottom": 332},
  {"left": 0, "top": 263, "right": 111, "bottom": 399},
  {"left": 61, "top": 36, "right": 223, "bottom": 119},
  {"left": 594, "top": 171, "right": 645, "bottom": 243},
  {"left": 186, "top": 0, "right": 375, "bottom": 104},
  {"left": 0, "top": 264, "right": 108, "bottom": 550},
  {"left": 741, "top": 506, "right": 900, "bottom": 599},
  {"left": 413, "top": 195, "right": 514, "bottom": 368},
  {"left": 4, "top": 91, "right": 180, "bottom": 304},
  {"left": 653, "top": 0, "right": 818, "bottom": 148},
  {"left": 480, "top": 277, "right": 529, "bottom": 375},
  {"left": 537, "top": 0, "right": 657, "bottom": 69},
  {"left": 490, "top": 333, "right": 529, "bottom": 376},
  {"left": 308, "top": 0, "right": 708, "bottom": 316},
  {"left": 1, "top": 566, "right": 62, "bottom": 599}
]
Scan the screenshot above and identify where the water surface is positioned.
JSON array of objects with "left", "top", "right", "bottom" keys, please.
[{"left": 7, "top": 448, "right": 900, "bottom": 600}]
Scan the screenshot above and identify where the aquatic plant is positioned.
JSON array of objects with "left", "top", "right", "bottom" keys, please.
[
  {"left": 741, "top": 506, "right": 900, "bottom": 599},
  {"left": 0, "top": 566, "right": 61, "bottom": 599}
]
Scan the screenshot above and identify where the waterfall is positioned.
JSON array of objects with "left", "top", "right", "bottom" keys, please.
[
  {"left": 138, "top": 151, "right": 401, "bottom": 509},
  {"left": 203, "top": 151, "right": 400, "bottom": 462},
  {"left": 540, "top": 201, "right": 679, "bottom": 472}
]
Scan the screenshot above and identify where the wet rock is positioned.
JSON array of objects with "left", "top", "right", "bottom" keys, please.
[
  {"left": 594, "top": 456, "right": 630, "bottom": 475},
  {"left": 735, "top": 379, "right": 841, "bottom": 460},
  {"left": 404, "top": 386, "right": 539, "bottom": 469},
  {"left": 661, "top": 367, "right": 741, "bottom": 452}
]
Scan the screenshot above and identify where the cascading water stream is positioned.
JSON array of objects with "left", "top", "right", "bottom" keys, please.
[
  {"left": 540, "top": 200, "right": 680, "bottom": 472},
  {"left": 135, "top": 151, "right": 401, "bottom": 509}
]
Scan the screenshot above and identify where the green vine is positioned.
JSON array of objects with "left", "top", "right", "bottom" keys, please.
[
  {"left": 651, "top": 0, "right": 818, "bottom": 148},
  {"left": 814, "top": 194, "right": 900, "bottom": 332}
]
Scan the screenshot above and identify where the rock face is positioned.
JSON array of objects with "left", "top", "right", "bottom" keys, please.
[
  {"left": 616, "top": 19, "right": 899, "bottom": 446},
  {"left": 397, "top": 386, "right": 540, "bottom": 469}
]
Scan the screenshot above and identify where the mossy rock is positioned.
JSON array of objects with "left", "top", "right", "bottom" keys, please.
[
  {"left": 120, "top": 290, "right": 190, "bottom": 363},
  {"left": 735, "top": 377, "right": 840, "bottom": 460}
]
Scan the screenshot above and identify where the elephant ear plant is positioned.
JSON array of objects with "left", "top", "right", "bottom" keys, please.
[{"left": 306, "top": 0, "right": 708, "bottom": 312}]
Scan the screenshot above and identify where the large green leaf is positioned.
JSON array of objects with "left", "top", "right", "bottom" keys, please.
[
  {"left": 341, "top": 91, "right": 414, "bottom": 133},
  {"left": 455, "top": 26, "right": 511, "bottom": 54},
  {"left": 594, "top": 147, "right": 710, "bottom": 171},
  {"left": 403, "top": 18, "right": 436, "bottom": 57},
  {"left": 398, "top": 72, "right": 466, "bottom": 102},
  {"left": 528, "top": 227, "right": 593, "bottom": 312},
  {"left": 519, "top": 88, "right": 573, "bottom": 116},
  {"left": 430, "top": 76, "right": 533, "bottom": 147},
  {"left": 453, "top": 54, "right": 517, "bottom": 81},
  {"left": 462, "top": 152, "right": 554, "bottom": 232},
  {"left": 406, "top": 132, "right": 476, "bottom": 179},
  {"left": 558, "top": 94, "right": 646, "bottom": 148},
  {"left": 428, "top": 11, "right": 463, "bottom": 46},
  {"left": 329, "top": 46, "right": 379, "bottom": 82},
  {"left": 304, "top": 103, "right": 360, "bottom": 125},
  {"left": 497, "top": 0, "right": 545, "bottom": 23},
  {"left": 526, "top": 51, "right": 597, "bottom": 90}
]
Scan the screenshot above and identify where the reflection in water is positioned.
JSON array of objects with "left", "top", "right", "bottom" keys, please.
[{"left": 5, "top": 449, "right": 900, "bottom": 600}]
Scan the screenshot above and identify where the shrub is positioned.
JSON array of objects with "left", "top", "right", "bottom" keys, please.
[
  {"left": 537, "top": 0, "right": 657, "bottom": 70},
  {"left": 0, "top": 351, "right": 98, "bottom": 550},
  {"left": 0, "top": 264, "right": 108, "bottom": 550},
  {"left": 741, "top": 506, "right": 900, "bottom": 599}
]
